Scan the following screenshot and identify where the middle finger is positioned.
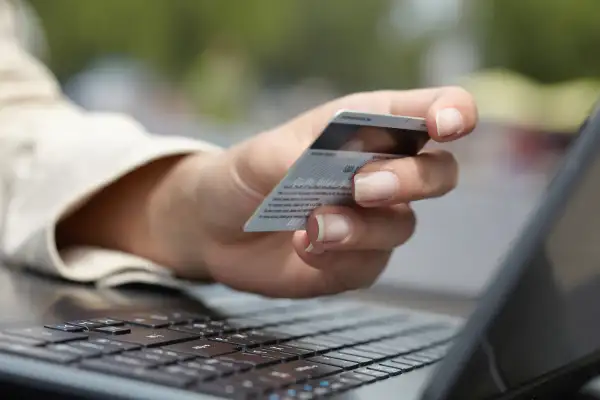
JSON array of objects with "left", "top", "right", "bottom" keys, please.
[{"left": 353, "top": 149, "right": 458, "bottom": 207}]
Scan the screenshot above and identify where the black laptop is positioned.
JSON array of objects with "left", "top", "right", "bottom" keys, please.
[{"left": 1, "top": 103, "right": 600, "bottom": 400}]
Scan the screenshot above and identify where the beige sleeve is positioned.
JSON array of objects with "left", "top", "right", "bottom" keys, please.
[{"left": 0, "top": 0, "right": 221, "bottom": 288}]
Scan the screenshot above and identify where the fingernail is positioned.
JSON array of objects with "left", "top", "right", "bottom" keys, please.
[
  {"left": 436, "top": 108, "right": 464, "bottom": 137},
  {"left": 353, "top": 171, "right": 399, "bottom": 203},
  {"left": 315, "top": 214, "right": 351, "bottom": 243},
  {"left": 305, "top": 242, "right": 323, "bottom": 254}
]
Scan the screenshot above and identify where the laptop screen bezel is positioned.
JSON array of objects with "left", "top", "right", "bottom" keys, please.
[{"left": 421, "top": 103, "right": 600, "bottom": 400}]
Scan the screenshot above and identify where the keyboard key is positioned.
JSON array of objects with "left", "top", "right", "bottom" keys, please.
[
  {"left": 163, "top": 339, "right": 239, "bottom": 358},
  {"left": 195, "top": 380, "right": 254, "bottom": 399},
  {"left": 91, "top": 327, "right": 198, "bottom": 347},
  {"left": 89, "top": 318, "right": 124, "bottom": 326},
  {"left": 324, "top": 351, "right": 372, "bottom": 365},
  {"left": 161, "top": 364, "right": 215, "bottom": 381},
  {"left": 307, "top": 377, "right": 346, "bottom": 395},
  {"left": 380, "top": 360, "right": 413, "bottom": 371},
  {"left": 225, "top": 318, "right": 267, "bottom": 331},
  {"left": 300, "top": 336, "right": 344, "bottom": 350},
  {"left": 251, "top": 368, "right": 299, "bottom": 386},
  {"left": 298, "top": 381, "right": 332, "bottom": 397},
  {"left": 44, "top": 324, "right": 85, "bottom": 333},
  {"left": 93, "top": 326, "right": 131, "bottom": 335},
  {"left": 245, "top": 330, "right": 288, "bottom": 343},
  {"left": 366, "top": 364, "right": 403, "bottom": 376},
  {"left": 211, "top": 333, "right": 263, "bottom": 347},
  {"left": 108, "top": 354, "right": 157, "bottom": 368},
  {"left": 88, "top": 337, "right": 140, "bottom": 352},
  {"left": 0, "top": 332, "right": 44, "bottom": 347},
  {"left": 66, "top": 341, "right": 117, "bottom": 355},
  {"left": 126, "top": 350, "right": 178, "bottom": 365},
  {"left": 341, "top": 371, "right": 377, "bottom": 384},
  {"left": 172, "top": 360, "right": 226, "bottom": 380},
  {"left": 245, "top": 348, "right": 296, "bottom": 361},
  {"left": 113, "top": 314, "right": 170, "bottom": 329},
  {"left": 218, "top": 351, "right": 278, "bottom": 367},
  {"left": 353, "top": 367, "right": 389, "bottom": 380},
  {"left": 183, "top": 359, "right": 243, "bottom": 376},
  {"left": 264, "top": 344, "right": 313, "bottom": 357},
  {"left": 49, "top": 343, "right": 103, "bottom": 358},
  {"left": 226, "top": 372, "right": 287, "bottom": 393},
  {"left": 338, "top": 347, "right": 386, "bottom": 361},
  {"left": 265, "top": 360, "right": 341, "bottom": 381},
  {"left": 202, "top": 358, "right": 251, "bottom": 373},
  {"left": 319, "top": 334, "right": 357, "bottom": 347},
  {"left": 308, "top": 355, "right": 358, "bottom": 370},
  {"left": 389, "top": 356, "right": 422, "bottom": 368},
  {"left": 80, "top": 359, "right": 193, "bottom": 388},
  {"left": 141, "top": 348, "right": 194, "bottom": 362},
  {"left": 284, "top": 341, "right": 327, "bottom": 353},
  {"left": 0, "top": 342, "right": 79, "bottom": 364},
  {"left": 353, "top": 344, "right": 397, "bottom": 357},
  {"left": 209, "top": 321, "right": 246, "bottom": 334},
  {"left": 403, "top": 353, "right": 435, "bottom": 364},
  {"left": 330, "top": 375, "right": 364, "bottom": 390},
  {"left": 170, "top": 323, "right": 220, "bottom": 337},
  {"left": 159, "top": 311, "right": 208, "bottom": 325},
  {"left": 3, "top": 327, "right": 87, "bottom": 344},
  {"left": 67, "top": 320, "right": 105, "bottom": 330},
  {"left": 269, "top": 385, "right": 320, "bottom": 399}
]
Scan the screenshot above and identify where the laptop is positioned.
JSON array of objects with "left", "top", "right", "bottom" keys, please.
[{"left": 1, "top": 104, "right": 600, "bottom": 400}]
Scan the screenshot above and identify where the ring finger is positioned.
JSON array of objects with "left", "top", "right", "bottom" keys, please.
[
  {"left": 353, "top": 149, "right": 458, "bottom": 207},
  {"left": 302, "top": 204, "right": 416, "bottom": 253}
]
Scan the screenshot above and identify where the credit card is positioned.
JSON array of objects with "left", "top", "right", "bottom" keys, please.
[{"left": 243, "top": 110, "right": 429, "bottom": 232}]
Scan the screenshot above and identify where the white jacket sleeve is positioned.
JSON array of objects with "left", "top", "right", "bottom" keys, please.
[{"left": 0, "top": 0, "right": 222, "bottom": 288}]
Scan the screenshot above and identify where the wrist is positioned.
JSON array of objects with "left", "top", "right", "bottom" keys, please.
[
  {"left": 56, "top": 153, "right": 212, "bottom": 279},
  {"left": 143, "top": 151, "right": 218, "bottom": 278}
]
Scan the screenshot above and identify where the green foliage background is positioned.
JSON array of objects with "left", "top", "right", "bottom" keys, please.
[{"left": 28, "top": 0, "right": 600, "bottom": 111}]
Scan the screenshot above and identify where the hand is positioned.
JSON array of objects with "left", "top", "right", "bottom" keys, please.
[
  {"left": 61, "top": 87, "right": 477, "bottom": 298},
  {"left": 146, "top": 87, "right": 478, "bottom": 297}
]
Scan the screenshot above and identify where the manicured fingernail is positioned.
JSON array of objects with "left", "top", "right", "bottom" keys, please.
[
  {"left": 436, "top": 108, "right": 464, "bottom": 137},
  {"left": 315, "top": 214, "right": 351, "bottom": 243},
  {"left": 305, "top": 242, "right": 323, "bottom": 254},
  {"left": 353, "top": 171, "right": 399, "bottom": 203}
]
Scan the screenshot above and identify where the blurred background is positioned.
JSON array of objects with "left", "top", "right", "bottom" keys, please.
[{"left": 17, "top": 0, "right": 600, "bottom": 297}]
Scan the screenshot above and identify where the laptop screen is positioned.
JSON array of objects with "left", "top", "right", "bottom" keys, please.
[{"left": 423, "top": 106, "right": 600, "bottom": 399}]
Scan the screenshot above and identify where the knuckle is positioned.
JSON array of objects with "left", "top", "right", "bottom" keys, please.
[
  {"left": 404, "top": 208, "right": 418, "bottom": 238},
  {"left": 417, "top": 152, "right": 459, "bottom": 197},
  {"left": 393, "top": 206, "right": 417, "bottom": 245},
  {"left": 437, "top": 152, "right": 459, "bottom": 194},
  {"left": 442, "top": 85, "right": 472, "bottom": 100}
]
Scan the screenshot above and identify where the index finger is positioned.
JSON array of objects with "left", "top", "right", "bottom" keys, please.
[
  {"left": 369, "top": 86, "right": 479, "bottom": 142},
  {"left": 287, "top": 86, "right": 479, "bottom": 145}
]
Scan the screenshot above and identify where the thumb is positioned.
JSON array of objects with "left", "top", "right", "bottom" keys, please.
[
  {"left": 228, "top": 127, "right": 305, "bottom": 201},
  {"left": 192, "top": 138, "right": 290, "bottom": 237}
]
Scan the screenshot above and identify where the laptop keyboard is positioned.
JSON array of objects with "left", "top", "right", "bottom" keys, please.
[{"left": 0, "top": 301, "right": 457, "bottom": 399}]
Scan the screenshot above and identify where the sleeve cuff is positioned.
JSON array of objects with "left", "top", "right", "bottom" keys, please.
[{"left": 5, "top": 133, "right": 221, "bottom": 284}]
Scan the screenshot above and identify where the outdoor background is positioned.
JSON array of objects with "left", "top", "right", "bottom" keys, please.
[{"left": 19, "top": 0, "right": 600, "bottom": 297}]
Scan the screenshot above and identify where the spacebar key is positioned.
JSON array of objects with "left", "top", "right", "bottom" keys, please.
[
  {"left": 0, "top": 342, "right": 79, "bottom": 364},
  {"left": 80, "top": 359, "right": 193, "bottom": 388}
]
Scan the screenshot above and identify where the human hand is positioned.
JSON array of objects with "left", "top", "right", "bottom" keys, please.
[{"left": 142, "top": 87, "right": 478, "bottom": 297}]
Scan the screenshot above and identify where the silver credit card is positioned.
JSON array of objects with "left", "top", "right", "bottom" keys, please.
[{"left": 243, "top": 110, "right": 429, "bottom": 232}]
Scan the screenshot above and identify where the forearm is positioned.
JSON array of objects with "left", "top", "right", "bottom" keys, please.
[{"left": 55, "top": 152, "right": 213, "bottom": 280}]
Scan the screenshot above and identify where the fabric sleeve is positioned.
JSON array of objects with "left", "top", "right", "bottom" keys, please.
[{"left": 0, "top": 0, "right": 222, "bottom": 288}]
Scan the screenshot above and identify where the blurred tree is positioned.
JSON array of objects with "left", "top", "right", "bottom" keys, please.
[
  {"left": 479, "top": 0, "right": 600, "bottom": 83},
  {"left": 28, "top": 0, "right": 420, "bottom": 93}
]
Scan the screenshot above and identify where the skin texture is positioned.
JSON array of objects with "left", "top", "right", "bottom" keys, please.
[{"left": 57, "top": 87, "right": 478, "bottom": 298}]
